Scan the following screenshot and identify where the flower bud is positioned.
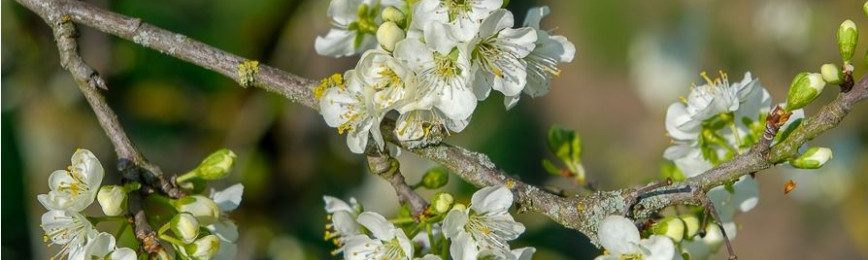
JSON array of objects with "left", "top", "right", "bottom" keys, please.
[
  {"left": 184, "top": 235, "right": 220, "bottom": 259},
  {"left": 195, "top": 149, "right": 237, "bottom": 180},
  {"left": 381, "top": 6, "right": 405, "bottom": 25},
  {"left": 421, "top": 167, "right": 449, "bottom": 189},
  {"left": 171, "top": 213, "right": 200, "bottom": 243},
  {"left": 376, "top": 22, "right": 405, "bottom": 52},
  {"left": 431, "top": 192, "right": 454, "bottom": 214},
  {"left": 451, "top": 203, "right": 467, "bottom": 212},
  {"left": 651, "top": 217, "right": 685, "bottom": 242},
  {"left": 97, "top": 185, "right": 127, "bottom": 216},
  {"left": 680, "top": 214, "right": 701, "bottom": 238},
  {"left": 786, "top": 72, "right": 826, "bottom": 110},
  {"left": 702, "top": 224, "right": 725, "bottom": 249},
  {"left": 790, "top": 147, "right": 833, "bottom": 169},
  {"left": 174, "top": 195, "right": 220, "bottom": 225},
  {"left": 820, "top": 63, "right": 844, "bottom": 85},
  {"left": 838, "top": 20, "right": 858, "bottom": 62},
  {"left": 864, "top": 1, "right": 868, "bottom": 18}
]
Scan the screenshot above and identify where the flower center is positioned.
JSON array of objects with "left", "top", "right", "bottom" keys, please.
[
  {"left": 58, "top": 166, "right": 89, "bottom": 197},
  {"left": 465, "top": 213, "right": 512, "bottom": 253},
  {"left": 442, "top": 0, "right": 473, "bottom": 22}
]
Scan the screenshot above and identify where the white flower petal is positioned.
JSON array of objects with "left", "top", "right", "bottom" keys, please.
[
  {"left": 110, "top": 247, "right": 137, "bottom": 260},
  {"left": 640, "top": 235, "right": 676, "bottom": 260},
  {"left": 394, "top": 39, "right": 434, "bottom": 72},
  {"left": 435, "top": 84, "right": 477, "bottom": 120},
  {"left": 449, "top": 231, "right": 479, "bottom": 260},
  {"left": 356, "top": 212, "right": 396, "bottom": 241},
  {"left": 597, "top": 215, "right": 640, "bottom": 255},
  {"left": 323, "top": 196, "right": 354, "bottom": 213},
  {"left": 523, "top": 6, "right": 550, "bottom": 29},
  {"left": 442, "top": 209, "right": 469, "bottom": 239},
  {"left": 511, "top": 247, "right": 536, "bottom": 260},
  {"left": 72, "top": 149, "right": 104, "bottom": 191},
  {"left": 424, "top": 22, "right": 459, "bottom": 55},
  {"left": 315, "top": 29, "right": 360, "bottom": 58},
  {"left": 665, "top": 103, "right": 700, "bottom": 141},
  {"left": 479, "top": 9, "right": 514, "bottom": 38},
  {"left": 470, "top": 186, "right": 513, "bottom": 214},
  {"left": 212, "top": 184, "right": 244, "bottom": 212},
  {"left": 207, "top": 219, "right": 239, "bottom": 243}
]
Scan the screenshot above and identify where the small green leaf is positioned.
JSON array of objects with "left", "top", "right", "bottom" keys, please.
[
  {"left": 660, "top": 161, "right": 686, "bottom": 182},
  {"left": 542, "top": 159, "right": 562, "bottom": 176},
  {"left": 774, "top": 118, "right": 803, "bottom": 144}
]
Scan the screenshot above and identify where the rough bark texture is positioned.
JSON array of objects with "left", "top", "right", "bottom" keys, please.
[{"left": 16, "top": 0, "right": 868, "bottom": 247}]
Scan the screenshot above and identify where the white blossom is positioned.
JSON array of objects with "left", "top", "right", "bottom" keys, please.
[
  {"left": 38, "top": 149, "right": 105, "bottom": 212},
  {"left": 443, "top": 186, "right": 526, "bottom": 260},
  {"left": 410, "top": 0, "right": 503, "bottom": 42},
  {"left": 663, "top": 72, "right": 772, "bottom": 177},
  {"left": 315, "top": 0, "right": 381, "bottom": 57},
  {"left": 469, "top": 9, "right": 537, "bottom": 106},
  {"left": 41, "top": 210, "right": 94, "bottom": 259},
  {"left": 324, "top": 195, "right": 364, "bottom": 251},
  {"left": 356, "top": 50, "right": 416, "bottom": 110},
  {"left": 79, "top": 232, "right": 137, "bottom": 260},
  {"left": 208, "top": 184, "right": 244, "bottom": 260},
  {"left": 320, "top": 70, "right": 387, "bottom": 154},
  {"left": 595, "top": 215, "right": 677, "bottom": 260},
  {"left": 511, "top": 6, "right": 576, "bottom": 107},
  {"left": 342, "top": 212, "right": 414, "bottom": 260},
  {"left": 393, "top": 37, "right": 476, "bottom": 122}
]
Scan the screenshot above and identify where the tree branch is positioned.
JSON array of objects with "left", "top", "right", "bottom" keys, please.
[
  {"left": 366, "top": 149, "right": 429, "bottom": 219},
  {"left": 16, "top": 0, "right": 868, "bottom": 247},
  {"left": 22, "top": 1, "right": 187, "bottom": 256}
]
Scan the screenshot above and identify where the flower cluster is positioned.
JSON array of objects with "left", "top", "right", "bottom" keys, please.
[
  {"left": 38, "top": 149, "right": 136, "bottom": 260},
  {"left": 315, "top": 0, "right": 575, "bottom": 153},
  {"left": 323, "top": 186, "right": 532, "bottom": 260},
  {"left": 37, "top": 149, "right": 244, "bottom": 260}
]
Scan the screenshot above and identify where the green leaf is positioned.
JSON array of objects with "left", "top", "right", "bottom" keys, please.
[
  {"left": 660, "top": 161, "right": 686, "bottom": 182},
  {"left": 542, "top": 159, "right": 562, "bottom": 176},
  {"left": 547, "top": 125, "right": 582, "bottom": 167},
  {"left": 774, "top": 118, "right": 803, "bottom": 144}
]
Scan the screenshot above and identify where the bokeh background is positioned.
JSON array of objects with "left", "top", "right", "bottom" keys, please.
[{"left": 3, "top": 0, "right": 868, "bottom": 259}]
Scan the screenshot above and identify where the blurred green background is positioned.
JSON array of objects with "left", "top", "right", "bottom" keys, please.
[{"left": 3, "top": 0, "right": 868, "bottom": 259}]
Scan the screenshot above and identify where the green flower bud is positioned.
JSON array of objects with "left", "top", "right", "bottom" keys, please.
[
  {"left": 198, "top": 149, "right": 237, "bottom": 180},
  {"left": 790, "top": 147, "right": 833, "bottom": 169},
  {"left": 820, "top": 63, "right": 844, "bottom": 85},
  {"left": 184, "top": 235, "right": 220, "bottom": 259},
  {"left": 381, "top": 6, "right": 405, "bottom": 25},
  {"left": 97, "top": 185, "right": 128, "bottom": 216},
  {"left": 838, "top": 20, "right": 858, "bottom": 62},
  {"left": 703, "top": 224, "right": 725, "bottom": 249},
  {"left": 432, "top": 192, "right": 454, "bottom": 214},
  {"left": 651, "top": 217, "right": 685, "bottom": 242},
  {"left": 680, "top": 214, "right": 701, "bottom": 238},
  {"left": 171, "top": 213, "right": 200, "bottom": 244},
  {"left": 376, "top": 22, "right": 405, "bottom": 52},
  {"left": 786, "top": 72, "right": 826, "bottom": 110},
  {"left": 864, "top": 2, "right": 868, "bottom": 18},
  {"left": 421, "top": 167, "right": 449, "bottom": 189},
  {"left": 174, "top": 195, "right": 220, "bottom": 225}
]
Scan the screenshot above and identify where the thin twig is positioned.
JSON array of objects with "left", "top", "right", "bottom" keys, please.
[{"left": 366, "top": 147, "right": 429, "bottom": 219}]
